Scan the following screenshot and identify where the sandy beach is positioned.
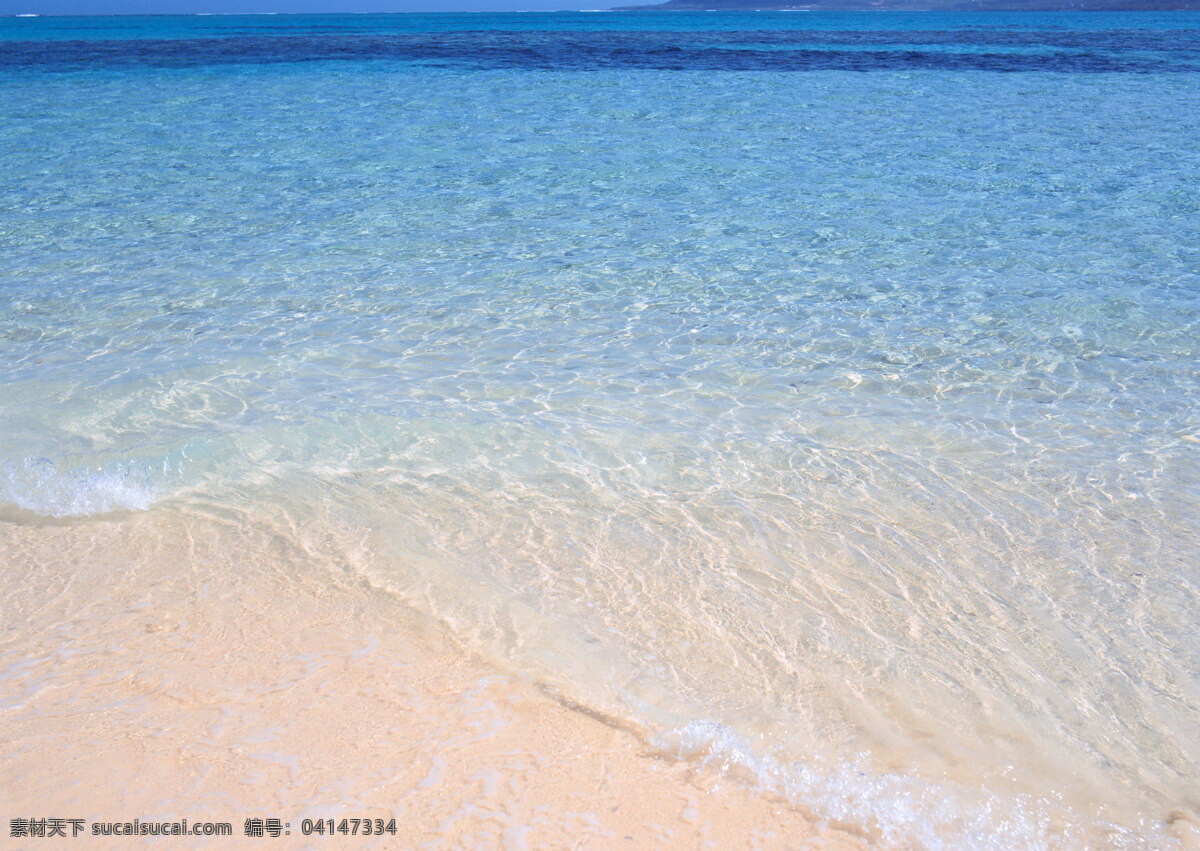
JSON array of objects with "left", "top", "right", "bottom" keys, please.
[{"left": 1, "top": 509, "right": 868, "bottom": 848}]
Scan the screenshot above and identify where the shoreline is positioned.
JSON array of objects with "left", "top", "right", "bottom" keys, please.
[{"left": 0, "top": 509, "right": 867, "bottom": 848}]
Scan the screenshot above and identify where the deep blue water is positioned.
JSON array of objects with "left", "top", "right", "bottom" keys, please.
[{"left": 3, "top": 11, "right": 1200, "bottom": 71}]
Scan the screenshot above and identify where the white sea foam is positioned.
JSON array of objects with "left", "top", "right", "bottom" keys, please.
[
  {"left": 1, "top": 457, "right": 160, "bottom": 518},
  {"left": 654, "top": 720, "right": 1159, "bottom": 850}
]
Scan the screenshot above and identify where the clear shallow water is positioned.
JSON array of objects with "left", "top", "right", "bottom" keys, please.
[{"left": 2, "top": 11, "right": 1199, "bottom": 846}]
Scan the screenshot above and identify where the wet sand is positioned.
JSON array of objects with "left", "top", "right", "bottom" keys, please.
[{"left": 0, "top": 510, "right": 867, "bottom": 848}]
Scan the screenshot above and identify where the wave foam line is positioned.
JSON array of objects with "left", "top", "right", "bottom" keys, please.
[
  {"left": 1, "top": 457, "right": 160, "bottom": 518},
  {"left": 655, "top": 720, "right": 1157, "bottom": 849}
]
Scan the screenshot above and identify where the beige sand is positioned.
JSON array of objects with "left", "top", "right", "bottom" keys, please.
[{"left": 0, "top": 510, "right": 868, "bottom": 849}]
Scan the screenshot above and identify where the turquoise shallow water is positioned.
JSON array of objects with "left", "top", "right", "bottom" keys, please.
[{"left": 2, "top": 12, "right": 1199, "bottom": 846}]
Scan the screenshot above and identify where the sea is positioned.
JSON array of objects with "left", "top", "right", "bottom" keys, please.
[{"left": 1, "top": 9, "right": 1198, "bottom": 847}]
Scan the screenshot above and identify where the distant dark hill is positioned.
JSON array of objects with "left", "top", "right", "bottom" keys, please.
[{"left": 616, "top": 0, "right": 1199, "bottom": 10}]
